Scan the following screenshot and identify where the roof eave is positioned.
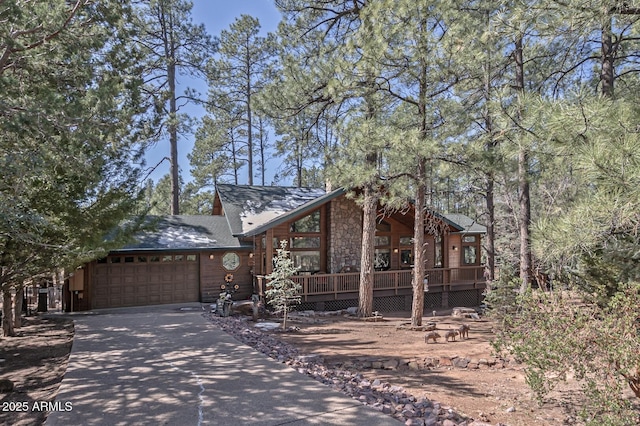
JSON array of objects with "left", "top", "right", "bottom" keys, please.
[
  {"left": 237, "top": 187, "right": 346, "bottom": 237},
  {"left": 110, "top": 244, "right": 253, "bottom": 253}
]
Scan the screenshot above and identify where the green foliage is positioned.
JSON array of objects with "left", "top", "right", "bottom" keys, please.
[
  {"left": 483, "top": 265, "right": 520, "bottom": 320},
  {"left": 133, "top": 0, "right": 215, "bottom": 213},
  {"left": 190, "top": 112, "right": 243, "bottom": 186},
  {"left": 202, "top": 14, "right": 274, "bottom": 186},
  {"left": 493, "top": 286, "right": 640, "bottom": 425},
  {"left": 142, "top": 175, "right": 212, "bottom": 215},
  {"left": 532, "top": 95, "right": 640, "bottom": 299},
  {"left": 0, "top": 0, "right": 148, "bottom": 293},
  {"left": 265, "top": 240, "right": 301, "bottom": 329}
]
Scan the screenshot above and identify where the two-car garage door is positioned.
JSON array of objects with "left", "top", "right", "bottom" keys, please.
[{"left": 92, "top": 253, "right": 200, "bottom": 309}]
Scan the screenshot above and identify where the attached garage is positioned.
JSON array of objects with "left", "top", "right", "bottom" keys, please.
[
  {"left": 67, "top": 215, "right": 253, "bottom": 311},
  {"left": 91, "top": 253, "right": 200, "bottom": 309}
]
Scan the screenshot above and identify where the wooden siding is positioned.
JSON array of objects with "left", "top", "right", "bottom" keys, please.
[
  {"left": 199, "top": 250, "right": 254, "bottom": 303},
  {"left": 448, "top": 234, "right": 461, "bottom": 268}
]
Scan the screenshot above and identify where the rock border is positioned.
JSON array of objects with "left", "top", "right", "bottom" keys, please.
[{"left": 330, "top": 354, "right": 520, "bottom": 372}]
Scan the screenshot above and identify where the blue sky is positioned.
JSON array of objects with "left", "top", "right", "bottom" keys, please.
[{"left": 144, "top": 0, "right": 282, "bottom": 186}]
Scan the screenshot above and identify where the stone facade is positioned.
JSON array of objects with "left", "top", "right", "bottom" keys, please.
[{"left": 328, "top": 196, "right": 363, "bottom": 273}]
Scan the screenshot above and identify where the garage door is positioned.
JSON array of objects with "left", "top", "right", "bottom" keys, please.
[{"left": 92, "top": 254, "right": 200, "bottom": 309}]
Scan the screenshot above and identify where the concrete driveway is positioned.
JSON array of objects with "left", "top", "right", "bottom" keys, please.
[{"left": 46, "top": 304, "right": 398, "bottom": 425}]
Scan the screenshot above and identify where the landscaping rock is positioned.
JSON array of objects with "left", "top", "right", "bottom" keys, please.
[{"left": 0, "top": 379, "right": 14, "bottom": 393}]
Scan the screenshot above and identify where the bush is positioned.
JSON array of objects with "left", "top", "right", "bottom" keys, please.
[{"left": 492, "top": 284, "right": 640, "bottom": 425}]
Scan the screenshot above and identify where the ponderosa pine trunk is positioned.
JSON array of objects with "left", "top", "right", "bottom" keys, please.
[
  {"left": 483, "top": 38, "right": 497, "bottom": 282},
  {"left": 411, "top": 159, "right": 427, "bottom": 326},
  {"left": 2, "top": 289, "right": 15, "bottom": 337},
  {"left": 514, "top": 36, "right": 532, "bottom": 293},
  {"left": 13, "top": 287, "right": 23, "bottom": 328},
  {"left": 168, "top": 55, "right": 180, "bottom": 215},
  {"left": 600, "top": 18, "right": 614, "bottom": 97},
  {"left": 358, "top": 183, "right": 377, "bottom": 318}
]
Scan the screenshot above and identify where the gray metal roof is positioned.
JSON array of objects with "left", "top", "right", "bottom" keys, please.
[
  {"left": 443, "top": 213, "right": 487, "bottom": 234},
  {"left": 114, "top": 215, "right": 249, "bottom": 252},
  {"left": 216, "top": 184, "right": 343, "bottom": 237},
  {"left": 112, "top": 189, "right": 485, "bottom": 254}
]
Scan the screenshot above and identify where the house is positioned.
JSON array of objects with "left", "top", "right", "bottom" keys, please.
[{"left": 65, "top": 184, "right": 487, "bottom": 312}]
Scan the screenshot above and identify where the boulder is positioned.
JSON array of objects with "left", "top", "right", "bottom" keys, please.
[{"left": 0, "top": 379, "right": 14, "bottom": 393}]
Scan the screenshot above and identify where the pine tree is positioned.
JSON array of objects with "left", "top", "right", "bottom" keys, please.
[
  {"left": 351, "top": 0, "right": 464, "bottom": 325},
  {"left": 274, "top": 0, "right": 388, "bottom": 318},
  {"left": 0, "top": 0, "right": 149, "bottom": 336},
  {"left": 190, "top": 111, "right": 243, "bottom": 186},
  {"left": 204, "top": 15, "right": 275, "bottom": 186},
  {"left": 133, "top": 0, "right": 215, "bottom": 214},
  {"left": 265, "top": 241, "right": 301, "bottom": 330}
]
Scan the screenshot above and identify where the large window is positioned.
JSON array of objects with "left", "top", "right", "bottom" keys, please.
[
  {"left": 290, "top": 210, "right": 320, "bottom": 233},
  {"left": 288, "top": 210, "right": 323, "bottom": 273},
  {"left": 290, "top": 236, "right": 320, "bottom": 248},
  {"left": 292, "top": 251, "right": 321, "bottom": 273},
  {"left": 461, "top": 235, "right": 479, "bottom": 265},
  {"left": 434, "top": 235, "right": 443, "bottom": 267},
  {"left": 399, "top": 236, "right": 413, "bottom": 268},
  {"left": 374, "top": 220, "right": 391, "bottom": 271}
]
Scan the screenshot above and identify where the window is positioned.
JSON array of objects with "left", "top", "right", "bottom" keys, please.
[
  {"left": 222, "top": 252, "right": 240, "bottom": 271},
  {"left": 461, "top": 235, "right": 480, "bottom": 265},
  {"left": 110, "top": 257, "right": 121, "bottom": 264},
  {"left": 374, "top": 249, "right": 391, "bottom": 270},
  {"left": 290, "top": 210, "right": 321, "bottom": 233},
  {"left": 399, "top": 236, "right": 413, "bottom": 267},
  {"left": 138, "top": 256, "right": 147, "bottom": 263},
  {"left": 400, "top": 236, "right": 412, "bottom": 246},
  {"left": 150, "top": 256, "right": 160, "bottom": 262},
  {"left": 434, "top": 235, "right": 443, "bottom": 268},
  {"left": 291, "top": 236, "right": 320, "bottom": 248},
  {"left": 124, "top": 256, "right": 134, "bottom": 263},
  {"left": 287, "top": 209, "right": 323, "bottom": 273},
  {"left": 374, "top": 235, "right": 390, "bottom": 247},
  {"left": 174, "top": 255, "right": 184, "bottom": 262},
  {"left": 292, "top": 251, "right": 321, "bottom": 272},
  {"left": 186, "top": 254, "right": 197, "bottom": 262},
  {"left": 373, "top": 221, "right": 391, "bottom": 270},
  {"left": 400, "top": 249, "right": 413, "bottom": 267},
  {"left": 463, "top": 246, "right": 477, "bottom": 265}
]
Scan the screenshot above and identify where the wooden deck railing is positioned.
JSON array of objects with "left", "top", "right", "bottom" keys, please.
[{"left": 256, "top": 266, "right": 485, "bottom": 300}]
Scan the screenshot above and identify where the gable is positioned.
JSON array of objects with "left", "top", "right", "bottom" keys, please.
[
  {"left": 215, "top": 184, "right": 344, "bottom": 237},
  {"left": 442, "top": 213, "right": 487, "bottom": 234}
]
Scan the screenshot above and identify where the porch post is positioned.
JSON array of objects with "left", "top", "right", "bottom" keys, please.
[
  {"left": 265, "top": 229, "right": 274, "bottom": 276},
  {"left": 443, "top": 232, "right": 450, "bottom": 268}
]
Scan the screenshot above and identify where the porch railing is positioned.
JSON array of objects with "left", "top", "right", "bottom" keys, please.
[{"left": 271, "top": 266, "right": 484, "bottom": 300}]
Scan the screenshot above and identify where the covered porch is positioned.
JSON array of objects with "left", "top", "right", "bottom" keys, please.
[{"left": 256, "top": 265, "right": 486, "bottom": 309}]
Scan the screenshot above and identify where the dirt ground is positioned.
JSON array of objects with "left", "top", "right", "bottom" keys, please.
[
  {"left": 269, "top": 309, "right": 585, "bottom": 426},
  {"left": 0, "top": 310, "right": 614, "bottom": 426},
  {"left": 0, "top": 316, "right": 74, "bottom": 426}
]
